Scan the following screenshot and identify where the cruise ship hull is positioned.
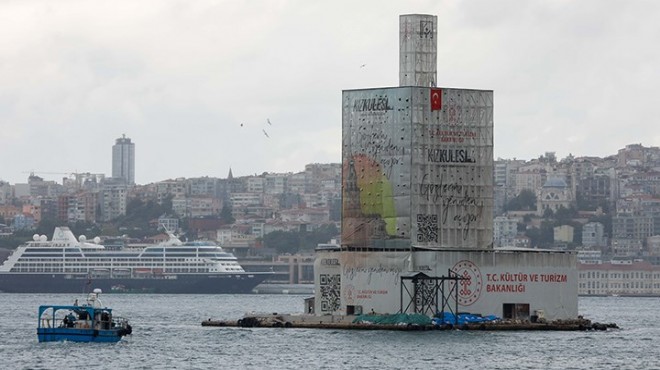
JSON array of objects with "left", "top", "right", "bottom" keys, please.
[{"left": 0, "top": 272, "right": 272, "bottom": 294}]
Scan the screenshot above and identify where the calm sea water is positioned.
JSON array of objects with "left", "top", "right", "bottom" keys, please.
[{"left": 1, "top": 293, "right": 659, "bottom": 370}]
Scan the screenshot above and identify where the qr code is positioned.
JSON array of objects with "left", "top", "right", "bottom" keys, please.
[
  {"left": 416, "top": 214, "right": 438, "bottom": 242},
  {"left": 319, "top": 274, "right": 341, "bottom": 313}
]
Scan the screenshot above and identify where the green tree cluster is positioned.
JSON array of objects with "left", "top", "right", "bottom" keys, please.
[
  {"left": 262, "top": 224, "right": 339, "bottom": 254},
  {"left": 111, "top": 196, "right": 174, "bottom": 238},
  {"left": 505, "top": 189, "right": 537, "bottom": 211},
  {"left": 524, "top": 205, "right": 584, "bottom": 248}
]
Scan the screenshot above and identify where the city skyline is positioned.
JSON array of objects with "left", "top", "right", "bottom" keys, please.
[
  {"left": 1, "top": 140, "right": 656, "bottom": 186},
  {"left": 2, "top": 1, "right": 660, "bottom": 185}
]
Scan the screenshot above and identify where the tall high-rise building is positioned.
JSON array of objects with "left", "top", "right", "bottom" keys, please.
[{"left": 112, "top": 135, "right": 135, "bottom": 185}]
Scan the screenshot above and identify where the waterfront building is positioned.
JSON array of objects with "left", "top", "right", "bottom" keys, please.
[{"left": 578, "top": 260, "right": 660, "bottom": 296}]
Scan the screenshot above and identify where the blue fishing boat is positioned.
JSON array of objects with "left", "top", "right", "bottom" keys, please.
[{"left": 37, "top": 289, "right": 132, "bottom": 343}]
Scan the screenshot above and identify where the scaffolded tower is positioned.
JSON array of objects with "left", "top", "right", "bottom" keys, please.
[{"left": 341, "top": 14, "right": 494, "bottom": 250}]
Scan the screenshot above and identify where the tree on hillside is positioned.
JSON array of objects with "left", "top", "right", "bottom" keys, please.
[
  {"left": 572, "top": 222, "right": 583, "bottom": 246},
  {"left": 69, "top": 221, "right": 101, "bottom": 239},
  {"left": 113, "top": 195, "right": 174, "bottom": 238},
  {"left": 554, "top": 205, "right": 577, "bottom": 223},
  {"left": 505, "top": 189, "right": 537, "bottom": 211},
  {"left": 525, "top": 220, "right": 554, "bottom": 247},
  {"left": 262, "top": 224, "right": 340, "bottom": 254},
  {"left": 34, "top": 217, "right": 59, "bottom": 236},
  {"left": 263, "top": 230, "right": 300, "bottom": 254},
  {"left": 300, "top": 224, "right": 339, "bottom": 250},
  {"left": 542, "top": 207, "right": 554, "bottom": 219},
  {"left": 219, "top": 203, "right": 235, "bottom": 225}
]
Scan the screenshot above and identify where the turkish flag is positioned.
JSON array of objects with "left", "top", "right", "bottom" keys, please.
[{"left": 430, "top": 88, "right": 442, "bottom": 111}]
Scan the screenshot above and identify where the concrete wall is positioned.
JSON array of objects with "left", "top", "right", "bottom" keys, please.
[{"left": 315, "top": 249, "right": 577, "bottom": 321}]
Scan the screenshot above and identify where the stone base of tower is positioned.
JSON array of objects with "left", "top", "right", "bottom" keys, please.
[{"left": 314, "top": 248, "right": 577, "bottom": 321}]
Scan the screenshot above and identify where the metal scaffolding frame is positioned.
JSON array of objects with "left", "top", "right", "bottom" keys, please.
[{"left": 399, "top": 269, "right": 466, "bottom": 325}]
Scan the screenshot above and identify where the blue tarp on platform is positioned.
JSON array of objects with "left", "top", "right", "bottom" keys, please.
[
  {"left": 352, "top": 313, "right": 432, "bottom": 326},
  {"left": 432, "top": 313, "right": 500, "bottom": 326}
]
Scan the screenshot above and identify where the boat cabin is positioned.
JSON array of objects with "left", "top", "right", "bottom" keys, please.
[{"left": 37, "top": 290, "right": 132, "bottom": 343}]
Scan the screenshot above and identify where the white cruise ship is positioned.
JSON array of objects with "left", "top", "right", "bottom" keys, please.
[{"left": 0, "top": 227, "right": 271, "bottom": 293}]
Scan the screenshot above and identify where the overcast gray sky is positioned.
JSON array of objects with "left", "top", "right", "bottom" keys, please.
[{"left": 1, "top": 0, "right": 659, "bottom": 185}]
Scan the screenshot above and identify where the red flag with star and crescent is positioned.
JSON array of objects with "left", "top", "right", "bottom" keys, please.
[{"left": 430, "top": 88, "right": 442, "bottom": 111}]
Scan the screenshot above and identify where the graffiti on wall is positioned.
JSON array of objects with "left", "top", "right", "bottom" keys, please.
[
  {"left": 342, "top": 89, "right": 411, "bottom": 244},
  {"left": 418, "top": 172, "right": 485, "bottom": 240},
  {"left": 344, "top": 266, "right": 403, "bottom": 285}
]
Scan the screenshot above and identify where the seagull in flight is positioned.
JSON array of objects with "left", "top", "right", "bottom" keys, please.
[
  {"left": 267, "top": 118, "right": 272, "bottom": 125},
  {"left": 360, "top": 64, "right": 366, "bottom": 68},
  {"left": 262, "top": 129, "right": 269, "bottom": 138}
]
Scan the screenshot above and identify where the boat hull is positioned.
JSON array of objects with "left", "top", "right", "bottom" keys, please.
[
  {"left": 0, "top": 272, "right": 272, "bottom": 294},
  {"left": 37, "top": 327, "right": 125, "bottom": 343}
]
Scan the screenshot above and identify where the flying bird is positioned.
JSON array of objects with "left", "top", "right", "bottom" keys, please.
[
  {"left": 360, "top": 64, "right": 366, "bottom": 68},
  {"left": 267, "top": 118, "right": 272, "bottom": 125},
  {"left": 262, "top": 129, "right": 269, "bottom": 138}
]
